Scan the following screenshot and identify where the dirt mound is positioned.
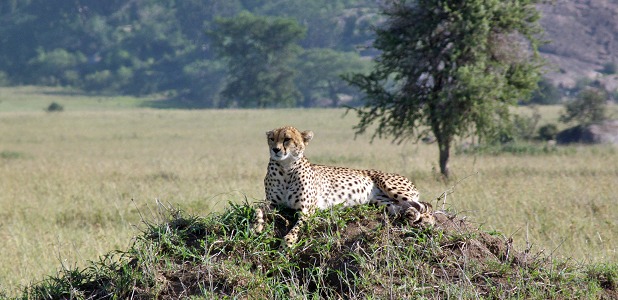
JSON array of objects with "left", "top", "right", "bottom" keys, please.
[
  {"left": 432, "top": 212, "right": 528, "bottom": 265},
  {"left": 153, "top": 206, "right": 562, "bottom": 299},
  {"left": 21, "top": 204, "right": 616, "bottom": 299}
]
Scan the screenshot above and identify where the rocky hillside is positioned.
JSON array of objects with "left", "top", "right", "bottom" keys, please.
[{"left": 539, "top": 0, "right": 618, "bottom": 90}]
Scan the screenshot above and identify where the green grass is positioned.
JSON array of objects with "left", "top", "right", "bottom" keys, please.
[
  {"left": 13, "top": 203, "right": 618, "bottom": 299},
  {"left": 0, "top": 86, "right": 617, "bottom": 296},
  {"left": 0, "top": 86, "right": 161, "bottom": 112}
]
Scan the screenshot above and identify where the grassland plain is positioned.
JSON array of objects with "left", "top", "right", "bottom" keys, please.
[{"left": 0, "top": 86, "right": 617, "bottom": 296}]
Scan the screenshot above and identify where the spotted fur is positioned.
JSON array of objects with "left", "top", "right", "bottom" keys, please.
[{"left": 257, "top": 126, "right": 434, "bottom": 248}]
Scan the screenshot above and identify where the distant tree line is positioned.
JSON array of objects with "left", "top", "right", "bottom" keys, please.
[{"left": 0, "top": 0, "right": 376, "bottom": 107}]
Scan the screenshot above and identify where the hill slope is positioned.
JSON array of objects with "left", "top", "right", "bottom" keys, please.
[
  {"left": 16, "top": 203, "right": 617, "bottom": 299},
  {"left": 539, "top": 0, "right": 618, "bottom": 90}
]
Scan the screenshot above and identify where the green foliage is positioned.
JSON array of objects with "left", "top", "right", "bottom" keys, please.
[
  {"left": 27, "top": 48, "right": 86, "bottom": 86},
  {"left": 294, "top": 48, "right": 372, "bottom": 107},
  {"left": 179, "top": 60, "right": 226, "bottom": 107},
  {"left": 208, "top": 12, "right": 306, "bottom": 108},
  {"left": 0, "top": 0, "right": 379, "bottom": 107},
  {"left": 587, "top": 263, "right": 618, "bottom": 291},
  {"left": 345, "top": 0, "right": 545, "bottom": 177},
  {"left": 571, "top": 77, "right": 595, "bottom": 94},
  {"left": 0, "top": 150, "right": 25, "bottom": 160},
  {"left": 538, "top": 123, "right": 559, "bottom": 140},
  {"left": 530, "top": 77, "right": 563, "bottom": 105},
  {"left": 83, "top": 70, "right": 113, "bottom": 91},
  {"left": 560, "top": 88, "right": 608, "bottom": 125},
  {"left": 21, "top": 252, "right": 152, "bottom": 299},
  {"left": 509, "top": 107, "right": 542, "bottom": 142}
]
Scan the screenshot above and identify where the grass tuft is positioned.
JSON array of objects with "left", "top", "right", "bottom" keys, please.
[
  {"left": 0, "top": 150, "right": 26, "bottom": 160},
  {"left": 15, "top": 202, "right": 618, "bottom": 299}
]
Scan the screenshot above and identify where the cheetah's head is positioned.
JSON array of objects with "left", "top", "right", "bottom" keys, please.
[{"left": 266, "top": 126, "right": 314, "bottom": 162}]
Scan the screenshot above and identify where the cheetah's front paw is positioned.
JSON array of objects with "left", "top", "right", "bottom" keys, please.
[
  {"left": 283, "top": 233, "right": 298, "bottom": 249},
  {"left": 418, "top": 211, "right": 435, "bottom": 226},
  {"left": 253, "top": 207, "right": 265, "bottom": 233}
]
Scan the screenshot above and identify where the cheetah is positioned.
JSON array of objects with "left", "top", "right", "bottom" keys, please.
[{"left": 256, "top": 126, "right": 434, "bottom": 248}]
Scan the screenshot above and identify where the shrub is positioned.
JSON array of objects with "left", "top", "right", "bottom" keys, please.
[
  {"left": 572, "top": 77, "right": 593, "bottom": 94},
  {"left": 62, "top": 70, "right": 80, "bottom": 86},
  {"left": 505, "top": 106, "right": 541, "bottom": 143},
  {"left": 1, "top": 151, "right": 25, "bottom": 159},
  {"left": 27, "top": 48, "right": 86, "bottom": 85},
  {"left": 45, "top": 102, "right": 64, "bottom": 112},
  {"left": 529, "top": 77, "right": 562, "bottom": 105},
  {"left": 83, "top": 70, "right": 112, "bottom": 91},
  {"left": 538, "top": 123, "right": 558, "bottom": 141},
  {"left": 560, "top": 88, "right": 608, "bottom": 125},
  {"left": 601, "top": 62, "right": 617, "bottom": 75}
]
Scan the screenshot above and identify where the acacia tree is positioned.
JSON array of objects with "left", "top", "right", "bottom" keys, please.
[
  {"left": 345, "top": 0, "right": 544, "bottom": 177},
  {"left": 208, "top": 12, "right": 306, "bottom": 108}
]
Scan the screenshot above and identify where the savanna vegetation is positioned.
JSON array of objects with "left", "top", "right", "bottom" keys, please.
[
  {"left": 2, "top": 0, "right": 614, "bottom": 110},
  {"left": 1, "top": 0, "right": 617, "bottom": 297},
  {"left": 0, "top": 86, "right": 617, "bottom": 297},
  {"left": 0, "top": 0, "right": 376, "bottom": 108}
]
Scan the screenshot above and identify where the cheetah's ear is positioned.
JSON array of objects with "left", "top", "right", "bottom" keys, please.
[
  {"left": 266, "top": 130, "right": 273, "bottom": 138},
  {"left": 301, "top": 130, "right": 314, "bottom": 145}
]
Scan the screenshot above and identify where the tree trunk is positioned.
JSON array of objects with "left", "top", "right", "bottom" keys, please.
[{"left": 438, "top": 138, "right": 450, "bottom": 178}]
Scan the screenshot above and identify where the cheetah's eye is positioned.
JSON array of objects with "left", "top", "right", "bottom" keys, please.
[
  {"left": 283, "top": 137, "right": 291, "bottom": 143},
  {"left": 269, "top": 137, "right": 275, "bottom": 142}
]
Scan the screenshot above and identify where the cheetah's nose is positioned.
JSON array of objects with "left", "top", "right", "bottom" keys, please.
[{"left": 272, "top": 147, "right": 281, "bottom": 154}]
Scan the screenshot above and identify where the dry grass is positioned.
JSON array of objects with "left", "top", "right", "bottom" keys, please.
[{"left": 0, "top": 88, "right": 616, "bottom": 295}]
